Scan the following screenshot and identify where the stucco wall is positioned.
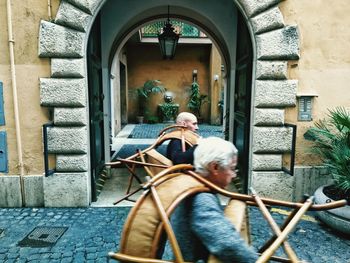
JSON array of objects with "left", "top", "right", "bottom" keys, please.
[
  {"left": 280, "top": 0, "right": 350, "bottom": 165},
  {"left": 0, "top": 0, "right": 59, "bottom": 175},
  {"left": 0, "top": 0, "right": 349, "bottom": 206},
  {"left": 126, "top": 43, "right": 211, "bottom": 122}
]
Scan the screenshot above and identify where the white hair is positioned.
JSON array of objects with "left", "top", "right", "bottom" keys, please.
[
  {"left": 194, "top": 137, "right": 238, "bottom": 176},
  {"left": 176, "top": 112, "right": 197, "bottom": 124}
]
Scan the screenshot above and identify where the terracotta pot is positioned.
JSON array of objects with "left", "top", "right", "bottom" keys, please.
[{"left": 314, "top": 185, "right": 350, "bottom": 234}]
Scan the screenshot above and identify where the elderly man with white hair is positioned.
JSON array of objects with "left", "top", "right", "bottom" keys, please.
[
  {"left": 163, "top": 137, "right": 258, "bottom": 263},
  {"left": 166, "top": 112, "right": 199, "bottom": 164}
]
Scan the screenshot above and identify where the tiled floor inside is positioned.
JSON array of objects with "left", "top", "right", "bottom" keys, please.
[{"left": 92, "top": 123, "right": 225, "bottom": 207}]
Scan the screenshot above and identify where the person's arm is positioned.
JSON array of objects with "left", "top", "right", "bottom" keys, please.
[
  {"left": 167, "top": 139, "right": 197, "bottom": 164},
  {"left": 190, "top": 193, "right": 258, "bottom": 263}
]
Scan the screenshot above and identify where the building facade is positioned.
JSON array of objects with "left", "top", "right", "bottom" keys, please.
[{"left": 0, "top": 0, "right": 349, "bottom": 207}]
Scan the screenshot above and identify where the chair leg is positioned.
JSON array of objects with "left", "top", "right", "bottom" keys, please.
[
  {"left": 256, "top": 196, "right": 314, "bottom": 263},
  {"left": 258, "top": 195, "right": 309, "bottom": 254},
  {"left": 113, "top": 186, "right": 143, "bottom": 205},
  {"left": 250, "top": 188, "right": 299, "bottom": 263},
  {"left": 125, "top": 165, "right": 135, "bottom": 194},
  {"left": 113, "top": 164, "right": 143, "bottom": 205},
  {"left": 124, "top": 164, "right": 143, "bottom": 195}
]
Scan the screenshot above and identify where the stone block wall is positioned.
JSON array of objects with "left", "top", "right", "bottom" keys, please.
[
  {"left": 0, "top": 176, "right": 44, "bottom": 207},
  {"left": 38, "top": 4, "right": 93, "bottom": 206},
  {"left": 37, "top": 0, "right": 301, "bottom": 205}
]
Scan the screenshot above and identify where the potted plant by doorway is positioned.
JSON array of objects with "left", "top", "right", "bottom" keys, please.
[
  {"left": 304, "top": 107, "right": 350, "bottom": 234},
  {"left": 136, "top": 80, "right": 165, "bottom": 123},
  {"left": 187, "top": 81, "right": 208, "bottom": 122}
]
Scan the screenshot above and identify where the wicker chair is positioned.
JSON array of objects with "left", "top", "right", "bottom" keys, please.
[
  {"left": 106, "top": 125, "right": 200, "bottom": 205},
  {"left": 108, "top": 164, "right": 346, "bottom": 263}
]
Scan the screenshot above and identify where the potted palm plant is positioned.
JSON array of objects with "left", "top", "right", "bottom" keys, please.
[
  {"left": 304, "top": 107, "right": 350, "bottom": 234},
  {"left": 136, "top": 80, "right": 165, "bottom": 123},
  {"left": 187, "top": 81, "right": 208, "bottom": 122}
]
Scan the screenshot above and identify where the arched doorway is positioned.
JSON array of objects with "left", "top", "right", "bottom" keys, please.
[
  {"left": 39, "top": 0, "right": 299, "bottom": 206},
  {"left": 89, "top": 2, "right": 252, "bottom": 201}
]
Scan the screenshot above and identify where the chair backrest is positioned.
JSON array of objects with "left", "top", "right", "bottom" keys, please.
[
  {"left": 116, "top": 169, "right": 247, "bottom": 262},
  {"left": 156, "top": 125, "right": 199, "bottom": 149},
  {"left": 109, "top": 164, "right": 348, "bottom": 263},
  {"left": 115, "top": 125, "right": 199, "bottom": 177},
  {"left": 142, "top": 149, "right": 173, "bottom": 176},
  {"left": 110, "top": 169, "right": 249, "bottom": 262}
]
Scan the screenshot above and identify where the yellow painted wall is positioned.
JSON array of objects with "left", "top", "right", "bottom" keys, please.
[
  {"left": 281, "top": 0, "right": 350, "bottom": 165},
  {"left": 0, "top": 0, "right": 350, "bottom": 174},
  {"left": 209, "top": 46, "right": 223, "bottom": 125},
  {"left": 0, "top": 1, "right": 59, "bottom": 175},
  {"left": 126, "top": 43, "right": 211, "bottom": 123}
]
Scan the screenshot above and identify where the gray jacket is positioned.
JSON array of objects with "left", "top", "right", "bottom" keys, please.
[{"left": 163, "top": 192, "right": 258, "bottom": 263}]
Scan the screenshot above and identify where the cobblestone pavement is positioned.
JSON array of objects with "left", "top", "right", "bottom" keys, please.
[{"left": 0, "top": 206, "right": 349, "bottom": 262}]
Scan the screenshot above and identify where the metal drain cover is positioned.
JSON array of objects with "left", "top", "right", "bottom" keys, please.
[{"left": 18, "top": 226, "right": 67, "bottom": 247}]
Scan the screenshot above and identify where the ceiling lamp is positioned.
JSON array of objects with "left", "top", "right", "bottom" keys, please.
[{"left": 158, "top": 6, "right": 180, "bottom": 59}]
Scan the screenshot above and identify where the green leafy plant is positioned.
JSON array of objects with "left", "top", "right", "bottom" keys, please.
[
  {"left": 159, "top": 103, "right": 178, "bottom": 122},
  {"left": 136, "top": 80, "right": 165, "bottom": 119},
  {"left": 187, "top": 81, "right": 208, "bottom": 118},
  {"left": 304, "top": 107, "right": 350, "bottom": 193}
]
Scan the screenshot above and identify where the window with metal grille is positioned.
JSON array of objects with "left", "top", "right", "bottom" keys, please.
[{"left": 141, "top": 21, "right": 206, "bottom": 38}]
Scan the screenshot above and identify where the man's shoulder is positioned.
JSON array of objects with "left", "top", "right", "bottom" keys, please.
[{"left": 192, "top": 192, "right": 219, "bottom": 206}]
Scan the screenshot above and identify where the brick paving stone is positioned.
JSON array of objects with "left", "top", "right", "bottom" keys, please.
[
  {"left": 7, "top": 252, "right": 17, "bottom": 258},
  {"left": 97, "top": 251, "right": 108, "bottom": 257},
  {"left": 0, "top": 207, "right": 349, "bottom": 262},
  {"left": 73, "top": 255, "right": 85, "bottom": 262},
  {"left": 50, "top": 252, "right": 62, "bottom": 259},
  {"left": 86, "top": 252, "right": 97, "bottom": 259},
  {"left": 61, "top": 257, "right": 73, "bottom": 263},
  {"left": 86, "top": 247, "right": 98, "bottom": 253},
  {"left": 95, "top": 258, "right": 109, "bottom": 263},
  {"left": 62, "top": 251, "right": 74, "bottom": 257},
  {"left": 40, "top": 253, "right": 51, "bottom": 259},
  {"left": 27, "top": 254, "right": 41, "bottom": 261}
]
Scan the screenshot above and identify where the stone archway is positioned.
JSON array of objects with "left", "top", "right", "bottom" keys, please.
[{"left": 38, "top": 0, "right": 299, "bottom": 206}]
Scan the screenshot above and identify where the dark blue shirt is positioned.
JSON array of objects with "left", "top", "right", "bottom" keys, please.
[{"left": 166, "top": 139, "right": 197, "bottom": 164}]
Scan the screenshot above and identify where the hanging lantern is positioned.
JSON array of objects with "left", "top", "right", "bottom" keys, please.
[{"left": 158, "top": 6, "right": 180, "bottom": 59}]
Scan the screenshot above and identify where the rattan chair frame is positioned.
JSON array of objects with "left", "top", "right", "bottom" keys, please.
[{"left": 108, "top": 164, "right": 346, "bottom": 263}]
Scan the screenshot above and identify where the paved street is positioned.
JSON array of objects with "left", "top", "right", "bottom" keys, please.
[
  {"left": 0, "top": 207, "right": 126, "bottom": 263},
  {"left": 0, "top": 206, "right": 349, "bottom": 262}
]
